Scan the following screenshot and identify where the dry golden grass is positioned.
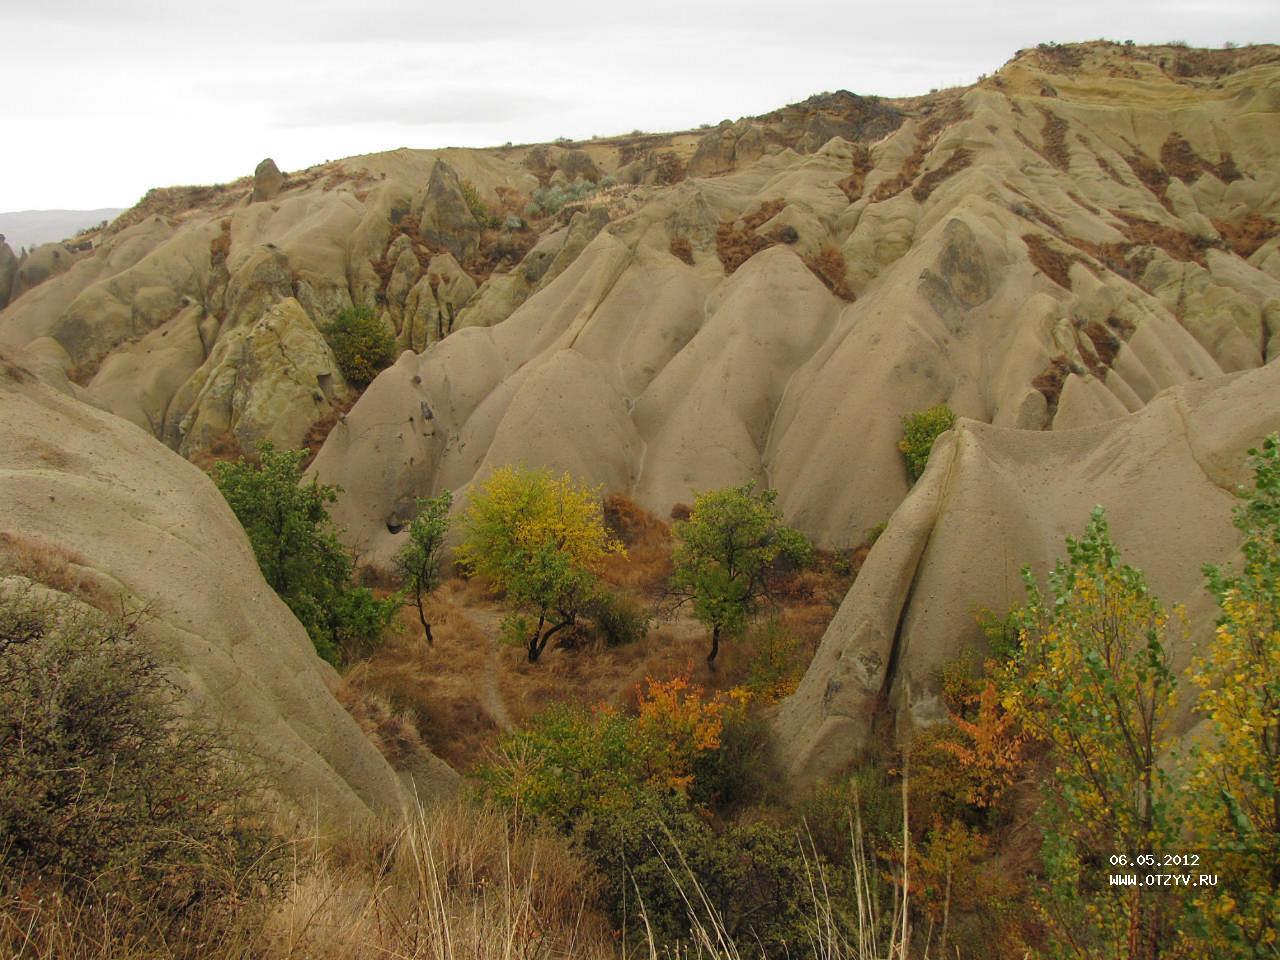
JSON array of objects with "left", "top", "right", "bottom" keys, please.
[
  {"left": 1, "top": 802, "right": 615, "bottom": 960},
  {"left": 263, "top": 802, "right": 614, "bottom": 960},
  {"left": 599, "top": 493, "right": 673, "bottom": 596},
  {"left": 347, "top": 593, "right": 499, "bottom": 770},
  {"left": 334, "top": 679, "right": 429, "bottom": 768},
  {"left": 0, "top": 532, "right": 113, "bottom": 609}
]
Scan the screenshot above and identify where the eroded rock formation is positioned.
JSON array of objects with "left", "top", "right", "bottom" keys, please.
[{"left": 0, "top": 352, "right": 458, "bottom": 823}]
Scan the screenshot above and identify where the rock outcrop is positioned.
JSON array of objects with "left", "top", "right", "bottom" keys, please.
[
  {"left": 163, "top": 297, "right": 350, "bottom": 457},
  {"left": 417, "top": 158, "right": 483, "bottom": 262},
  {"left": 0, "top": 352, "right": 458, "bottom": 825},
  {"left": 252, "top": 157, "right": 285, "bottom": 202},
  {"left": 772, "top": 362, "right": 1280, "bottom": 789},
  {"left": 8, "top": 242, "right": 79, "bottom": 302},
  {"left": 0, "top": 237, "right": 15, "bottom": 309}
]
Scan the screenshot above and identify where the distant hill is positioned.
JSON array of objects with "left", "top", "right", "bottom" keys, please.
[{"left": 0, "top": 208, "right": 125, "bottom": 252}]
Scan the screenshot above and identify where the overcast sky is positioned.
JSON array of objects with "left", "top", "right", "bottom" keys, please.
[{"left": 1, "top": 0, "right": 1275, "bottom": 212}]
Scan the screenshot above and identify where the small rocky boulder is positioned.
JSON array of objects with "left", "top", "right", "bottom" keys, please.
[{"left": 251, "top": 158, "right": 285, "bottom": 203}]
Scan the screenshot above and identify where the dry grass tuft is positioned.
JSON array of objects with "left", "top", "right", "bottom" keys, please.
[
  {"left": 1123, "top": 148, "right": 1172, "bottom": 210},
  {"left": 1213, "top": 213, "right": 1280, "bottom": 258},
  {"left": 189, "top": 431, "right": 245, "bottom": 472},
  {"left": 1022, "top": 234, "right": 1083, "bottom": 289},
  {"left": 1095, "top": 152, "right": 1127, "bottom": 185},
  {"left": 871, "top": 98, "right": 973, "bottom": 205},
  {"left": 209, "top": 218, "right": 232, "bottom": 269},
  {"left": 804, "top": 245, "right": 857, "bottom": 301},
  {"left": 1031, "top": 355, "right": 1073, "bottom": 416},
  {"left": 300, "top": 397, "right": 355, "bottom": 469},
  {"left": 334, "top": 679, "right": 428, "bottom": 768},
  {"left": 600, "top": 494, "right": 674, "bottom": 595},
  {"left": 837, "top": 144, "right": 874, "bottom": 202},
  {"left": 1081, "top": 319, "right": 1123, "bottom": 375},
  {"left": 1112, "top": 211, "right": 1213, "bottom": 265},
  {"left": 715, "top": 199, "right": 785, "bottom": 273},
  {"left": 910, "top": 147, "right": 974, "bottom": 202},
  {"left": 668, "top": 233, "right": 695, "bottom": 265},
  {"left": 0, "top": 532, "right": 107, "bottom": 607},
  {"left": 1037, "top": 108, "right": 1070, "bottom": 171}
]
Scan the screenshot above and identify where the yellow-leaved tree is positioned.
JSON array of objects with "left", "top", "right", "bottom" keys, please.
[
  {"left": 457, "top": 466, "right": 623, "bottom": 662},
  {"left": 999, "top": 507, "right": 1184, "bottom": 960},
  {"left": 1186, "top": 435, "right": 1280, "bottom": 956}
]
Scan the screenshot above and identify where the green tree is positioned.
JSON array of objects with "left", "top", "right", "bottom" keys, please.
[
  {"left": 393, "top": 491, "right": 452, "bottom": 645},
  {"left": 456, "top": 466, "right": 623, "bottom": 662},
  {"left": 213, "top": 442, "right": 397, "bottom": 664},
  {"left": 1000, "top": 507, "right": 1182, "bottom": 959},
  {"left": 669, "top": 482, "right": 811, "bottom": 667},
  {"left": 321, "top": 304, "right": 397, "bottom": 388},
  {"left": 1187, "top": 435, "right": 1280, "bottom": 955},
  {"left": 898, "top": 403, "right": 956, "bottom": 483}
]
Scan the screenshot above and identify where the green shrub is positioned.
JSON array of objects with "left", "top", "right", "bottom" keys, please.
[
  {"left": 477, "top": 686, "right": 817, "bottom": 951},
  {"left": 583, "top": 589, "right": 650, "bottom": 646},
  {"left": 0, "top": 587, "right": 283, "bottom": 933},
  {"left": 525, "top": 180, "right": 599, "bottom": 217},
  {"left": 898, "top": 403, "right": 956, "bottom": 482},
  {"left": 459, "top": 178, "right": 501, "bottom": 229},
  {"left": 574, "top": 795, "right": 816, "bottom": 952},
  {"left": 321, "top": 304, "right": 397, "bottom": 388},
  {"left": 213, "top": 443, "right": 398, "bottom": 664},
  {"left": 689, "top": 702, "right": 775, "bottom": 813}
]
